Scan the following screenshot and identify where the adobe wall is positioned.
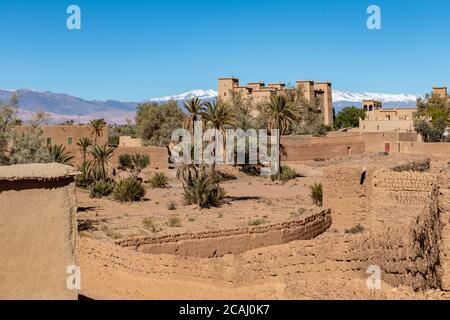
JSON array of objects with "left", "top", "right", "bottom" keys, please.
[
  {"left": 438, "top": 172, "right": 450, "bottom": 290},
  {"left": 323, "top": 165, "right": 373, "bottom": 230},
  {"left": 0, "top": 164, "right": 78, "bottom": 300},
  {"left": 359, "top": 120, "right": 414, "bottom": 133},
  {"left": 14, "top": 125, "right": 109, "bottom": 147},
  {"left": 348, "top": 186, "right": 442, "bottom": 291},
  {"left": 111, "top": 146, "right": 168, "bottom": 170},
  {"left": 117, "top": 209, "right": 332, "bottom": 258},
  {"left": 324, "top": 164, "right": 447, "bottom": 291},
  {"left": 399, "top": 141, "right": 450, "bottom": 158},
  {"left": 281, "top": 135, "right": 365, "bottom": 161}
]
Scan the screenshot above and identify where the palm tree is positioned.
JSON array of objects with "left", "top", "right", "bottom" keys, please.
[
  {"left": 203, "top": 100, "right": 236, "bottom": 173},
  {"left": 182, "top": 97, "right": 206, "bottom": 132},
  {"left": 176, "top": 163, "right": 199, "bottom": 187},
  {"left": 76, "top": 137, "right": 92, "bottom": 162},
  {"left": 48, "top": 144, "right": 74, "bottom": 165},
  {"left": 90, "top": 119, "right": 107, "bottom": 143},
  {"left": 89, "top": 144, "right": 116, "bottom": 180},
  {"left": 264, "top": 95, "right": 297, "bottom": 174}
]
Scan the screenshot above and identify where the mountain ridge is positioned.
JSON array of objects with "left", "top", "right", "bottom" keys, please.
[{"left": 0, "top": 88, "right": 422, "bottom": 124}]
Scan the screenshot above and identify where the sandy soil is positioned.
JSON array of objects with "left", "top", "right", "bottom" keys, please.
[
  {"left": 77, "top": 165, "right": 322, "bottom": 240},
  {"left": 76, "top": 154, "right": 450, "bottom": 300}
]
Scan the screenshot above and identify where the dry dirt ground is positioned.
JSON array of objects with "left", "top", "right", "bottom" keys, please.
[{"left": 77, "top": 154, "right": 450, "bottom": 300}]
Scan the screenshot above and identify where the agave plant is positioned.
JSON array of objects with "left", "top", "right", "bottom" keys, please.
[
  {"left": 48, "top": 144, "right": 74, "bottom": 165},
  {"left": 183, "top": 171, "right": 225, "bottom": 208},
  {"left": 113, "top": 177, "right": 146, "bottom": 203}
]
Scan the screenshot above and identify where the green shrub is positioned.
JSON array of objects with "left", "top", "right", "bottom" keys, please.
[
  {"left": 113, "top": 177, "right": 146, "bottom": 203},
  {"left": 142, "top": 217, "right": 157, "bottom": 232},
  {"left": 167, "top": 201, "right": 177, "bottom": 211},
  {"left": 240, "top": 165, "right": 261, "bottom": 176},
  {"left": 183, "top": 173, "right": 226, "bottom": 208},
  {"left": 393, "top": 158, "right": 431, "bottom": 173},
  {"left": 271, "top": 166, "right": 298, "bottom": 182},
  {"left": 213, "top": 171, "right": 237, "bottom": 182},
  {"left": 148, "top": 172, "right": 169, "bottom": 188},
  {"left": 310, "top": 183, "right": 323, "bottom": 206},
  {"left": 167, "top": 216, "right": 182, "bottom": 228},
  {"left": 118, "top": 154, "right": 132, "bottom": 169},
  {"left": 76, "top": 161, "right": 93, "bottom": 188},
  {"left": 248, "top": 218, "right": 267, "bottom": 226},
  {"left": 89, "top": 180, "right": 114, "bottom": 198},
  {"left": 345, "top": 224, "right": 365, "bottom": 235},
  {"left": 118, "top": 153, "right": 150, "bottom": 178}
]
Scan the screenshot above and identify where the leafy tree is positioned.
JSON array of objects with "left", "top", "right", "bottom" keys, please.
[
  {"left": 415, "top": 94, "right": 450, "bottom": 142},
  {"left": 90, "top": 119, "right": 107, "bottom": 143},
  {"left": 0, "top": 94, "right": 19, "bottom": 164},
  {"left": 9, "top": 111, "right": 52, "bottom": 165},
  {"left": 77, "top": 137, "right": 92, "bottom": 162},
  {"left": 89, "top": 144, "right": 116, "bottom": 180},
  {"left": 228, "top": 91, "right": 262, "bottom": 131},
  {"left": 136, "top": 101, "right": 185, "bottom": 147},
  {"left": 415, "top": 118, "right": 447, "bottom": 142},
  {"left": 118, "top": 153, "right": 150, "bottom": 178},
  {"left": 108, "top": 120, "right": 136, "bottom": 146},
  {"left": 284, "top": 86, "right": 327, "bottom": 136},
  {"left": 335, "top": 106, "right": 366, "bottom": 129}
]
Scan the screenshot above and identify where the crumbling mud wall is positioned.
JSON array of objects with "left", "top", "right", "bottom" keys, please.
[
  {"left": 325, "top": 164, "right": 447, "bottom": 291},
  {"left": 370, "top": 169, "right": 437, "bottom": 228},
  {"left": 117, "top": 209, "right": 331, "bottom": 258},
  {"left": 348, "top": 185, "right": 442, "bottom": 291},
  {"left": 438, "top": 172, "right": 450, "bottom": 290},
  {"left": 0, "top": 164, "right": 78, "bottom": 300},
  {"left": 323, "top": 165, "right": 373, "bottom": 230}
]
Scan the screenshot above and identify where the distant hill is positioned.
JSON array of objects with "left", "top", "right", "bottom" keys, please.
[{"left": 0, "top": 88, "right": 423, "bottom": 124}]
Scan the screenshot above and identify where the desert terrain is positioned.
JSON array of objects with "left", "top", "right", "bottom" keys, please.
[{"left": 76, "top": 153, "right": 450, "bottom": 300}]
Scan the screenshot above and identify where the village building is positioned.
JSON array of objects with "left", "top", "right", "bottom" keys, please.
[{"left": 218, "top": 77, "right": 334, "bottom": 126}]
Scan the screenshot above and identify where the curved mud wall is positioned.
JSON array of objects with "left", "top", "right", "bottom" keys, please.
[{"left": 117, "top": 209, "right": 332, "bottom": 258}]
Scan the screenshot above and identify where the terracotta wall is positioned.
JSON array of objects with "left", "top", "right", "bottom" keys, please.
[
  {"left": 281, "top": 135, "right": 365, "bottom": 161},
  {"left": 111, "top": 146, "right": 168, "bottom": 170}
]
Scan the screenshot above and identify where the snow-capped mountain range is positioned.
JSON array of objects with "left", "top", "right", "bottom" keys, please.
[{"left": 0, "top": 88, "right": 422, "bottom": 124}]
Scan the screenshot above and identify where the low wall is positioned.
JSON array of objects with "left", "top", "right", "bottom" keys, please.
[
  {"left": 111, "top": 146, "right": 168, "bottom": 170},
  {"left": 324, "top": 164, "right": 446, "bottom": 291},
  {"left": 323, "top": 165, "right": 372, "bottom": 230},
  {"left": 399, "top": 141, "right": 450, "bottom": 158},
  {"left": 117, "top": 209, "right": 332, "bottom": 258},
  {"left": 349, "top": 186, "right": 442, "bottom": 291},
  {"left": 281, "top": 135, "right": 365, "bottom": 161},
  {"left": 0, "top": 164, "right": 78, "bottom": 300}
]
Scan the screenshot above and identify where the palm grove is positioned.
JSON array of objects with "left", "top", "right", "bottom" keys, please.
[{"left": 1, "top": 88, "right": 349, "bottom": 208}]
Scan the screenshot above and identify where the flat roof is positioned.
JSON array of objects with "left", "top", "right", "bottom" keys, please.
[
  {"left": 218, "top": 77, "right": 239, "bottom": 80},
  {"left": 0, "top": 163, "right": 79, "bottom": 181}
]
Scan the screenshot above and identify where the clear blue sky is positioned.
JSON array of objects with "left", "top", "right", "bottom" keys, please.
[{"left": 0, "top": 0, "right": 449, "bottom": 101}]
